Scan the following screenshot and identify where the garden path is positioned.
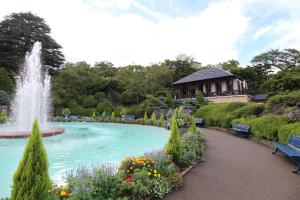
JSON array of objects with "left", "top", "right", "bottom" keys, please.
[{"left": 164, "top": 128, "right": 300, "bottom": 200}]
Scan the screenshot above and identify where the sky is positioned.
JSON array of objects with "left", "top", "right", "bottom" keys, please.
[{"left": 0, "top": 0, "right": 300, "bottom": 67}]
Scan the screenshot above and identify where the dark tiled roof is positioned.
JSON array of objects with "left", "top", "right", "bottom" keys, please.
[
  {"left": 252, "top": 94, "right": 268, "bottom": 101},
  {"left": 172, "top": 67, "right": 235, "bottom": 85}
]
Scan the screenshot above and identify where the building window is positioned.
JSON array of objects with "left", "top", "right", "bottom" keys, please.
[
  {"left": 205, "top": 83, "right": 211, "bottom": 92},
  {"left": 190, "top": 89, "right": 196, "bottom": 97}
]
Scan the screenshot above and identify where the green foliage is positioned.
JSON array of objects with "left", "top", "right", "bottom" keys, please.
[
  {"left": 189, "top": 116, "right": 197, "bottom": 133},
  {"left": 120, "top": 107, "right": 127, "bottom": 115},
  {"left": 159, "top": 113, "right": 165, "bottom": 127},
  {"left": 278, "top": 122, "right": 300, "bottom": 144},
  {"left": 0, "top": 90, "right": 10, "bottom": 106},
  {"left": 195, "top": 103, "right": 247, "bottom": 128},
  {"left": 0, "top": 12, "right": 64, "bottom": 73},
  {"left": 151, "top": 112, "right": 157, "bottom": 125},
  {"left": 83, "top": 95, "right": 97, "bottom": 108},
  {"left": 232, "top": 115, "right": 288, "bottom": 141},
  {"left": 92, "top": 111, "right": 97, "bottom": 120},
  {"left": 62, "top": 107, "right": 71, "bottom": 116},
  {"left": 68, "top": 101, "right": 95, "bottom": 116},
  {"left": 231, "top": 103, "right": 265, "bottom": 118},
  {"left": 94, "top": 91, "right": 106, "bottom": 101},
  {"left": 181, "top": 130, "right": 205, "bottom": 166},
  {"left": 97, "top": 102, "right": 113, "bottom": 113},
  {"left": 150, "top": 177, "right": 171, "bottom": 199},
  {"left": 111, "top": 112, "right": 115, "bottom": 122},
  {"left": 0, "top": 112, "right": 6, "bottom": 123},
  {"left": 11, "top": 120, "right": 51, "bottom": 200},
  {"left": 0, "top": 68, "right": 14, "bottom": 94},
  {"left": 266, "top": 90, "right": 300, "bottom": 109},
  {"left": 144, "top": 112, "right": 149, "bottom": 125},
  {"left": 165, "top": 94, "right": 175, "bottom": 108},
  {"left": 165, "top": 116, "right": 183, "bottom": 165},
  {"left": 195, "top": 92, "right": 205, "bottom": 105},
  {"left": 101, "top": 111, "right": 106, "bottom": 121}
]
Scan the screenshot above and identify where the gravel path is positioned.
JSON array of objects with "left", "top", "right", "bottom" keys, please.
[{"left": 165, "top": 128, "right": 300, "bottom": 200}]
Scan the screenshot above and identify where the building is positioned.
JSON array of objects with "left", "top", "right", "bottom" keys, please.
[{"left": 172, "top": 67, "right": 251, "bottom": 103}]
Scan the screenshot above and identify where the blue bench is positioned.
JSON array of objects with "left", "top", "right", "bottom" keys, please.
[
  {"left": 228, "top": 124, "right": 251, "bottom": 138},
  {"left": 195, "top": 118, "right": 204, "bottom": 127},
  {"left": 272, "top": 135, "right": 300, "bottom": 173}
]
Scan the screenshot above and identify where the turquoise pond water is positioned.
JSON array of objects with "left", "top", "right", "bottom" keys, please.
[{"left": 0, "top": 122, "right": 170, "bottom": 197}]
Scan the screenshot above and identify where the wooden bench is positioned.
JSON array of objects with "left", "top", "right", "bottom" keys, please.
[
  {"left": 228, "top": 124, "right": 251, "bottom": 138},
  {"left": 272, "top": 135, "right": 300, "bottom": 173}
]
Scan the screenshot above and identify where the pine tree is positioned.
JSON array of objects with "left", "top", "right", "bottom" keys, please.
[
  {"left": 189, "top": 116, "right": 197, "bottom": 134},
  {"left": 91, "top": 111, "right": 97, "bottom": 120},
  {"left": 144, "top": 112, "right": 149, "bottom": 125},
  {"left": 159, "top": 113, "right": 165, "bottom": 127},
  {"left": 11, "top": 120, "right": 51, "bottom": 200},
  {"left": 101, "top": 111, "right": 106, "bottom": 122},
  {"left": 151, "top": 112, "right": 157, "bottom": 125},
  {"left": 165, "top": 115, "right": 183, "bottom": 165},
  {"left": 111, "top": 112, "right": 115, "bottom": 122}
]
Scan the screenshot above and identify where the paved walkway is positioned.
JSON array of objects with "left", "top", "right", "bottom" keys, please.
[{"left": 165, "top": 128, "right": 300, "bottom": 200}]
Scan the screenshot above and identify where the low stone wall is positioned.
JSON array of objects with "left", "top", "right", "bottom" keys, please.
[{"left": 205, "top": 95, "right": 252, "bottom": 103}]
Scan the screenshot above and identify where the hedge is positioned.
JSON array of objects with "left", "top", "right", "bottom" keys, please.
[
  {"left": 278, "top": 122, "right": 300, "bottom": 144},
  {"left": 232, "top": 115, "right": 288, "bottom": 141}
]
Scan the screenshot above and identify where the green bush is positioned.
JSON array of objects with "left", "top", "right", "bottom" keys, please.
[
  {"left": 101, "top": 111, "right": 106, "bottom": 121},
  {"left": 62, "top": 107, "right": 71, "bottom": 116},
  {"left": 266, "top": 90, "right": 300, "bottom": 109},
  {"left": 278, "top": 122, "right": 300, "bottom": 144},
  {"left": 11, "top": 120, "right": 52, "bottom": 200},
  {"left": 111, "top": 112, "right": 115, "bottom": 122},
  {"left": 165, "top": 116, "right": 183, "bottom": 165},
  {"left": 144, "top": 112, "right": 149, "bottom": 125},
  {"left": 189, "top": 116, "right": 197, "bottom": 133},
  {"left": 232, "top": 115, "right": 288, "bottom": 141},
  {"left": 232, "top": 103, "right": 265, "bottom": 118},
  {"left": 97, "top": 102, "right": 113, "bottom": 114},
  {"left": 0, "top": 112, "right": 6, "bottom": 123},
  {"left": 159, "top": 113, "right": 165, "bottom": 127},
  {"left": 83, "top": 95, "right": 97, "bottom": 108},
  {"left": 0, "top": 90, "right": 10, "bottom": 106},
  {"left": 151, "top": 112, "right": 157, "bottom": 125}
]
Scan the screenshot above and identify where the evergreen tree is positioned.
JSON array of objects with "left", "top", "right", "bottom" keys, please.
[
  {"left": 101, "top": 111, "right": 106, "bottom": 122},
  {"left": 111, "top": 111, "right": 115, "bottom": 122},
  {"left": 144, "top": 112, "right": 149, "bottom": 125},
  {"left": 159, "top": 113, "right": 165, "bottom": 127},
  {"left": 165, "top": 115, "right": 183, "bottom": 165},
  {"left": 151, "top": 112, "right": 157, "bottom": 125},
  {"left": 11, "top": 120, "right": 51, "bottom": 200},
  {"left": 189, "top": 116, "right": 197, "bottom": 134},
  {"left": 91, "top": 111, "right": 97, "bottom": 120}
]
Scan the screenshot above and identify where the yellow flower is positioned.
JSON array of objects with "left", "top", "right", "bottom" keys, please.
[
  {"left": 130, "top": 167, "right": 133, "bottom": 170},
  {"left": 154, "top": 174, "right": 157, "bottom": 177},
  {"left": 157, "top": 173, "right": 161, "bottom": 177},
  {"left": 154, "top": 170, "right": 157, "bottom": 174},
  {"left": 61, "top": 191, "right": 66, "bottom": 196},
  {"left": 143, "top": 163, "right": 146, "bottom": 166},
  {"left": 148, "top": 172, "right": 151, "bottom": 176},
  {"left": 127, "top": 170, "right": 130, "bottom": 173}
]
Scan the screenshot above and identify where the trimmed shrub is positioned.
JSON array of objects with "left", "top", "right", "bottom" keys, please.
[
  {"left": 101, "top": 111, "right": 106, "bottom": 121},
  {"left": 165, "top": 116, "right": 183, "bottom": 165},
  {"left": 96, "top": 102, "right": 113, "bottom": 114},
  {"left": 232, "top": 115, "right": 288, "bottom": 141},
  {"left": 232, "top": 103, "right": 265, "bottom": 118},
  {"left": 144, "top": 112, "right": 149, "bottom": 125},
  {"left": 11, "top": 120, "right": 52, "bottom": 200},
  {"left": 151, "top": 112, "right": 157, "bottom": 125},
  {"left": 278, "top": 122, "right": 300, "bottom": 144},
  {"left": 111, "top": 111, "right": 115, "bottom": 122},
  {"left": 159, "top": 113, "right": 165, "bottom": 127},
  {"left": 189, "top": 116, "right": 197, "bottom": 134}
]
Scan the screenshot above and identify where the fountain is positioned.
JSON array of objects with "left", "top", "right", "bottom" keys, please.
[{"left": 0, "top": 42, "right": 64, "bottom": 138}]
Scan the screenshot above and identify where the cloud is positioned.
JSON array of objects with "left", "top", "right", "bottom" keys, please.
[{"left": 0, "top": 0, "right": 248, "bottom": 66}]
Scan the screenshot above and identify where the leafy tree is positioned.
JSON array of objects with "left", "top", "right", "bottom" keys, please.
[
  {"left": 189, "top": 116, "right": 197, "bottom": 134},
  {"left": 0, "top": 90, "right": 10, "bottom": 106},
  {"left": 164, "top": 55, "right": 197, "bottom": 81},
  {"left": 218, "top": 59, "right": 240, "bottom": 71},
  {"left": 62, "top": 107, "right": 71, "bottom": 116},
  {"left": 10, "top": 120, "right": 51, "bottom": 200},
  {"left": 0, "top": 68, "right": 14, "bottom": 94},
  {"left": 83, "top": 95, "right": 97, "bottom": 108},
  {"left": 144, "top": 112, "right": 149, "bottom": 125},
  {"left": 196, "top": 92, "right": 204, "bottom": 105},
  {"left": 101, "top": 111, "right": 106, "bottom": 121},
  {"left": 251, "top": 48, "right": 300, "bottom": 72},
  {"left": 94, "top": 91, "right": 106, "bottom": 102},
  {"left": 165, "top": 115, "right": 183, "bottom": 165},
  {"left": 151, "top": 112, "right": 157, "bottom": 125},
  {"left": 94, "top": 61, "right": 117, "bottom": 77},
  {"left": 159, "top": 112, "right": 165, "bottom": 127},
  {"left": 165, "top": 94, "right": 175, "bottom": 108},
  {"left": 0, "top": 12, "right": 64, "bottom": 73}
]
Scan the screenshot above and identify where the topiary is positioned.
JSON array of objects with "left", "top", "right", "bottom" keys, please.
[
  {"left": 159, "top": 113, "right": 165, "bottom": 127},
  {"left": 101, "top": 111, "right": 106, "bottom": 122},
  {"left": 151, "top": 112, "right": 157, "bottom": 125},
  {"left": 165, "top": 115, "right": 183, "bottom": 165},
  {"left": 189, "top": 116, "right": 197, "bottom": 134},
  {"left": 111, "top": 111, "right": 115, "bottom": 122},
  {"left": 144, "top": 112, "right": 149, "bottom": 125},
  {"left": 10, "top": 120, "right": 52, "bottom": 200}
]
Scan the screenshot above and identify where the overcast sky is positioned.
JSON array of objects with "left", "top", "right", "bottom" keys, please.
[{"left": 1, "top": 0, "right": 300, "bottom": 67}]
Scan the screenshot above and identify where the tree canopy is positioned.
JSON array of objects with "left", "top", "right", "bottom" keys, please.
[{"left": 0, "top": 12, "right": 64, "bottom": 73}]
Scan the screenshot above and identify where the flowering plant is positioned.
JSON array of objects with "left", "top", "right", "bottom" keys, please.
[
  {"left": 50, "top": 184, "right": 69, "bottom": 199},
  {"left": 176, "top": 112, "right": 192, "bottom": 128},
  {"left": 118, "top": 156, "right": 161, "bottom": 179}
]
